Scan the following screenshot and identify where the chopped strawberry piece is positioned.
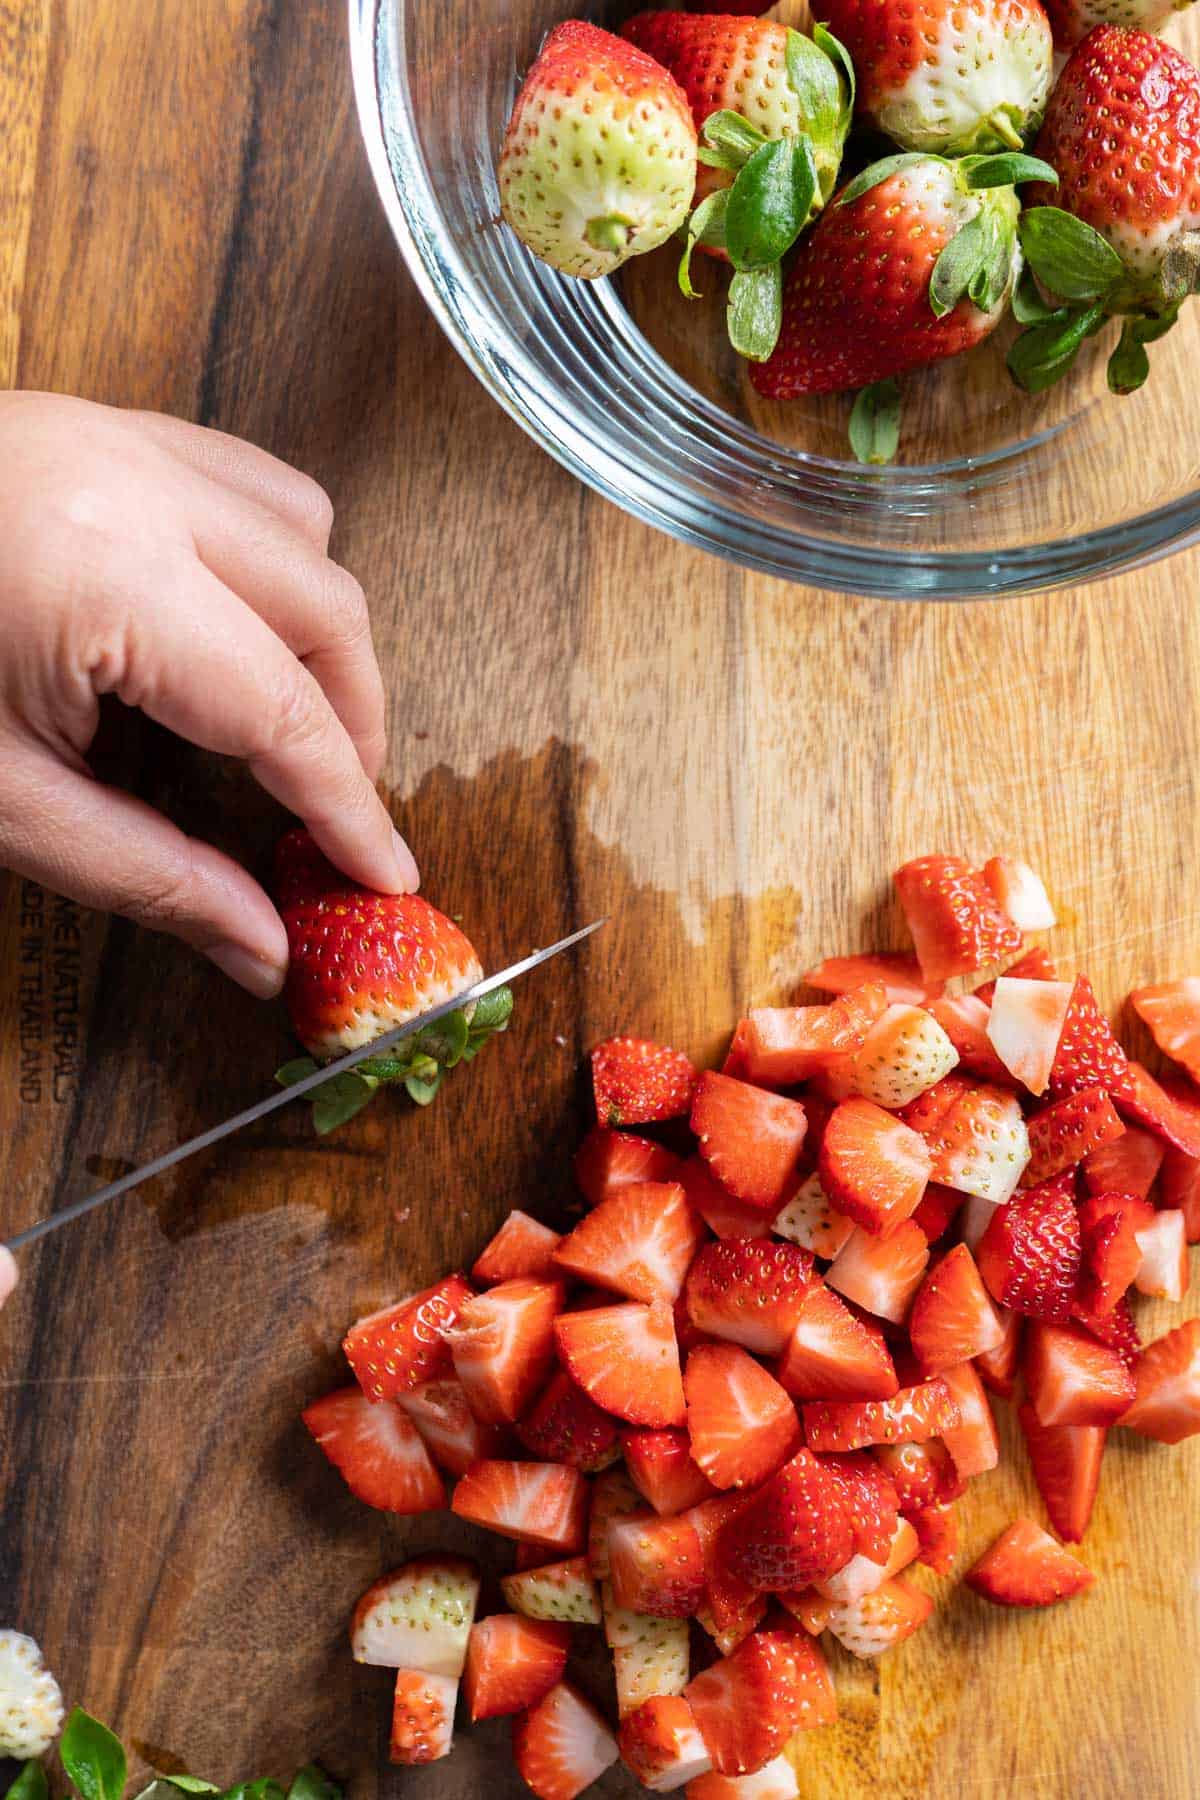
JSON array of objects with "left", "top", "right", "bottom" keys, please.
[
  {"left": 927, "top": 995, "right": 1014, "bottom": 1084},
  {"left": 684, "top": 1343, "right": 801, "bottom": 1489},
  {"left": 1082, "top": 1125, "right": 1164, "bottom": 1200},
  {"left": 820, "top": 1450, "right": 901, "bottom": 1563},
  {"left": 826, "top": 1220, "right": 930, "bottom": 1325},
  {"left": 894, "top": 854, "right": 1023, "bottom": 988},
  {"left": 1130, "top": 979, "right": 1200, "bottom": 1083},
  {"left": 389, "top": 1669, "right": 456, "bottom": 1765},
  {"left": 624, "top": 1428, "right": 717, "bottom": 1515},
  {"left": 592, "top": 1036, "right": 698, "bottom": 1126},
  {"left": 691, "top": 1072, "right": 808, "bottom": 1212},
  {"left": 512, "top": 1682, "right": 619, "bottom": 1800},
  {"left": 1048, "top": 975, "right": 1133, "bottom": 1099},
  {"left": 685, "top": 1629, "right": 822, "bottom": 1774},
  {"left": 574, "top": 1126, "right": 680, "bottom": 1207},
  {"left": 688, "top": 1760, "right": 800, "bottom": 1800},
  {"left": 775, "top": 1281, "right": 899, "bottom": 1401},
  {"left": 1024, "top": 1323, "right": 1136, "bottom": 1428},
  {"left": 845, "top": 1004, "right": 960, "bottom": 1109},
  {"left": 473, "top": 1212, "right": 562, "bottom": 1285},
  {"left": 343, "top": 1274, "right": 473, "bottom": 1402},
  {"left": 939, "top": 1361, "right": 1000, "bottom": 1478},
  {"left": 803, "top": 1377, "right": 958, "bottom": 1454},
  {"left": 587, "top": 1468, "right": 644, "bottom": 1581},
  {"left": 740, "top": 1003, "right": 851, "bottom": 1086},
  {"left": 607, "top": 1606, "right": 690, "bottom": 1718},
  {"left": 873, "top": 1439, "right": 965, "bottom": 1512},
  {"left": 452, "top": 1461, "right": 588, "bottom": 1551},
  {"left": 986, "top": 977, "right": 1073, "bottom": 1096},
  {"left": 776, "top": 1588, "right": 831, "bottom": 1635},
  {"left": 1118, "top": 1063, "right": 1200, "bottom": 1157},
  {"left": 1134, "top": 1207, "right": 1190, "bottom": 1302},
  {"left": 554, "top": 1179, "right": 704, "bottom": 1305},
  {"left": 819, "top": 1514, "right": 921, "bottom": 1601},
  {"left": 687, "top": 1491, "right": 766, "bottom": 1647},
  {"left": 1071, "top": 1293, "right": 1141, "bottom": 1368},
  {"left": 684, "top": 1238, "right": 817, "bottom": 1355},
  {"left": 1024, "top": 1085, "right": 1126, "bottom": 1187},
  {"left": 448, "top": 1278, "right": 563, "bottom": 1424},
  {"left": 608, "top": 1512, "right": 707, "bottom": 1617},
  {"left": 396, "top": 1376, "right": 509, "bottom": 1477},
  {"left": 555, "top": 1300, "right": 686, "bottom": 1428},
  {"left": 1018, "top": 1402, "right": 1105, "bottom": 1544},
  {"left": 974, "top": 1306, "right": 1023, "bottom": 1399},
  {"left": 1076, "top": 1194, "right": 1142, "bottom": 1317},
  {"left": 773, "top": 1172, "right": 856, "bottom": 1260},
  {"left": 351, "top": 1556, "right": 480, "bottom": 1674},
  {"left": 910, "top": 1182, "right": 963, "bottom": 1242},
  {"left": 722, "top": 1018, "right": 755, "bottom": 1081},
  {"left": 1119, "top": 1319, "right": 1200, "bottom": 1444},
  {"left": 501, "top": 1556, "right": 601, "bottom": 1626},
  {"left": 464, "top": 1616, "right": 569, "bottom": 1721},
  {"left": 966, "top": 1517, "right": 1094, "bottom": 1607},
  {"left": 910, "top": 1503, "right": 958, "bottom": 1574},
  {"left": 909, "top": 1243, "right": 1005, "bottom": 1376},
  {"left": 678, "top": 1155, "right": 769, "bottom": 1239},
  {"left": 825, "top": 1575, "right": 933, "bottom": 1656},
  {"left": 1160, "top": 1143, "right": 1200, "bottom": 1240},
  {"left": 618, "top": 1695, "right": 711, "bottom": 1792},
  {"left": 805, "top": 952, "right": 931, "bottom": 1005},
  {"left": 982, "top": 856, "right": 1056, "bottom": 931},
  {"left": 819, "top": 1098, "right": 931, "bottom": 1235},
  {"left": 517, "top": 1368, "right": 623, "bottom": 1471},
  {"left": 718, "top": 1448, "right": 854, "bottom": 1592},
  {"left": 976, "top": 1180, "right": 1082, "bottom": 1322},
  {"left": 904, "top": 1079, "right": 1031, "bottom": 1203},
  {"left": 302, "top": 1386, "right": 446, "bottom": 1515}
]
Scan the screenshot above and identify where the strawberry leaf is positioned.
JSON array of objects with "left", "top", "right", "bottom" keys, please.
[
  {"left": 848, "top": 379, "right": 901, "bottom": 465},
  {"left": 310, "top": 1071, "right": 378, "bottom": 1135},
  {"left": 163, "top": 1782, "right": 219, "bottom": 1795},
  {"left": 1006, "top": 300, "right": 1107, "bottom": 393},
  {"left": 678, "top": 190, "right": 729, "bottom": 299},
  {"left": 728, "top": 262, "right": 783, "bottom": 361},
  {"left": 5, "top": 1767, "right": 48, "bottom": 1800},
  {"left": 285, "top": 1772, "right": 341, "bottom": 1800},
  {"left": 962, "top": 153, "right": 1056, "bottom": 190},
  {"left": 413, "top": 1006, "right": 470, "bottom": 1069},
  {"left": 1012, "top": 264, "right": 1061, "bottom": 325},
  {"left": 725, "top": 137, "right": 817, "bottom": 271},
  {"left": 276, "top": 1056, "right": 321, "bottom": 1087},
  {"left": 700, "top": 109, "right": 769, "bottom": 171},
  {"left": 971, "top": 208, "right": 1014, "bottom": 312},
  {"left": 406, "top": 1067, "right": 444, "bottom": 1106},
  {"left": 813, "top": 23, "right": 856, "bottom": 124},
  {"left": 61, "top": 1710, "right": 127, "bottom": 1800},
  {"left": 1018, "top": 207, "right": 1122, "bottom": 302},
  {"left": 785, "top": 28, "right": 844, "bottom": 148},
  {"left": 929, "top": 211, "right": 990, "bottom": 318},
  {"left": 836, "top": 152, "right": 928, "bottom": 208},
  {"left": 1107, "top": 320, "right": 1149, "bottom": 395}
]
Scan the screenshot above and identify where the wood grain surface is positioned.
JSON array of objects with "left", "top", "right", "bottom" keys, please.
[{"left": 1, "top": 3, "right": 1198, "bottom": 1798}]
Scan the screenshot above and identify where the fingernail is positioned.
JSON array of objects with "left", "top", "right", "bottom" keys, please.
[
  {"left": 206, "top": 942, "right": 287, "bottom": 999},
  {"left": 392, "top": 829, "right": 420, "bottom": 892},
  {"left": 0, "top": 1246, "right": 18, "bottom": 1307}
]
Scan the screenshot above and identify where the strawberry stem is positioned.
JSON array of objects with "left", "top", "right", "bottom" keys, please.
[
  {"left": 985, "top": 109, "right": 1025, "bottom": 153},
  {"left": 585, "top": 216, "right": 633, "bottom": 254}
]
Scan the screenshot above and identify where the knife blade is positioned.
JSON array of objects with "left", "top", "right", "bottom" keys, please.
[{"left": 4, "top": 917, "right": 606, "bottom": 1254}]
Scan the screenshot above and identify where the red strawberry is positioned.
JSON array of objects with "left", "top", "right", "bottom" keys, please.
[
  {"left": 927, "top": 995, "right": 1013, "bottom": 1084},
  {"left": 806, "top": 953, "right": 932, "bottom": 1005},
  {"left": 624, "top": 1428, "right": 718, "bottom": 1515},
  {"left": 819, "top": 1098, "right": 932, "bottom": 1235},
  {"left": 517, "top": 1368, "right": 623, "bottom": 1471},
  {"left": 873, "top": 1439, "right": 965, "bottom": 1513},
  {"left": 447, "top": 1279, "right": 563, "bottom": 1424},
  {"left": 473, "top": 1212, "right": 562, "bottom": 1285},
  {"left": 691, "top": 1073, "right": 808, "bottom": 1211},
  {"left": 302, "top": 1386, "right": 445, "bottom": 1514},
  {"left": 502, "top": 1556, "right": 601, "bottom": 1626},
  {"left": 588, "top": 1468, "right": 646, "bottom": 1581},
  {"left": 684, "top": 1344, "right": 801, "bottom": 1489},
  {"left": 592, "top": 1036, "right": 698, "bottom": 1126},
  {"left": 397, "top": 1376, "right": 509, "bottom": 1477},
  {"left": 767, "top": 1626, "right": 838, "bottom": 1729},
  {"left": 803, "top": 1377, "right": 959, "bottom": 1454},
  {"left": 555, "top": 1300, "right": 687, "bottom": 1428},
  {"left": 909, "top": 1243, "right": 1005, "bottom": 1375},
  {"left": 820, "top": 1513, "right": 921, "bottom": 1601},
  {"left": 939, "top": 1360, "right": 1000, "bottom": 1478},
  {"left": 903, "top": 1079, "right": 1031, "bottom": 1203},
  {"left": 1018, "top": 1402, "right": 1105, "bottom": 1543},
  {"left": 966, "top": 1517, "right": 1094, "bottom": 1607},
  {"left": 820, "top": 1451, "right": 901, "bottom": 1564},
  {"left": 1024, "top": 1086, "right": 1126, "bottom": 1186},
  {"left": 351, "top": 1556, "right": 480, "bottom": 1675},
  {"left": 1161, "top": 1143, "right": 1200, "bottom": 1241},
  {"left": 275, "top": 831, "right": 484, "bottom": 1058},
  {"left": 1131, "top": 979, "right": 1200, "bottom": 1085},
  {"left": 512, "top": 1681, "right": 619, "bottom": 1800},
  {"left": 976, "top": 1178, "right": 1081, "bottom": 1321},
  {"left": 1071, "top": 1292, "right": 1141, "bottom": 1368},
  {"left": 685, "top": 1629, "right": 821, "bottom": 1774},
  {"left": 775, "top": 1281, "right": 899, "bottom": 1401},
  {"left": 1047, "top": 975, "right": 1132, "bottom": 1099},
  {"left": 343, "top": 1274, "right": 473, "bottom": 1402},
  {"left": 1024, "top": 1323, "right": 1136, "bottom": 1428},
  {"left": 975, "top": 1305, "right": 1023, "bottom": 1399},
  {"left": 1118, "top": 1319, "right": 1200, "bottom": 1444},
  {"left": 773, "top": 1173, "right": 857, "bottom": 1261},
  {"left": 573, "top": 1126, "right": 680, "bottom": 1206},
  {"left": 1076, "top": 1193, "right": 1142, "bottom": 1317},
  {"left": 688, "top": 1491, "right": 768, "bottom": 1649},
  {"left": 777, "top": 1588, "right": 832, "bottom": 1636},
  {"left": 719, "top": 1448, "right": 854, "bottom": 1591},
  {"left": 911, "top": 1182, "right": 963, "bottom": 1243},
  {"left": 452, "top": 1461, "right": 588, "bottom": 1551},
  {"left": 826, "top": 1221, "right": 930, "bottom": 1325},
  {"left": 740, "top": 986, "right": 889, "bottom": 1087},
  {"left": 389, "top": 1670, "right": 456, "bottom": 1765},
  {"left": 1118, "top": 1063, "right": 1200, "bottom": 1158},
  {"left": 986, "top": 976, "right": 1073, "bottom": 1095},
  {"left": 684, "top": 1239, "right": 817, "bottom": 1356},
  {"left": 1082, "top": 1125, "right": 1164, "bottom": 1201},
  {"left": 609, "top": 1512, "right": 707, "bottom": 1617},
  {"left": 1134, "top": 1207, "right": 1190, "bottom": 1301},
  {"left": 463, "top": 1616, "right": 569, "bottom": 1722},
  {"left": 678, "top": 1155, "right": 770, "bottom": 1240},
  {"left": 911, "top": 1503, "right": 958, "bottom": 1574},
  {"left": 825, "top": 1576, "right": 933, "bottom": 1656},
  {"left": 555, "top": 1180, "right": 704, "bottom": 1305},
  {"left": 618, "top": 1695, "right": 712, "bottom": 1792},
  {"left": 894, "top": 856, "right": 1025, "bottom": 989}
]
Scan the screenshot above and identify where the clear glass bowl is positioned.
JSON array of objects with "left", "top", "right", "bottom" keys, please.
[{"left": 350, "top": 0, "right": 1200, "bottom": 597}]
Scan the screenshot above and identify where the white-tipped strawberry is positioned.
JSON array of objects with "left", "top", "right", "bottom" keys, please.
[
  {"left": 0, "top": 1631, "right": 64, "bottom": 1758},
  {"left": 602, "top": 1593, "right": 691, "bottom": 1717},
  {"left": 902, "top": 1079, "right": 1031, "bottom": 1203},
  {"left": 499, "top": 21, "right": 698, "bottom": 280},
  {"left": 351, "top": 1556, "right": 480, "bottom": 1677},
  {"left": 825, "top": 1575, "right": 934, "bottom": 1657},
  {"left": 389, "top": 1670, "right": 458, "bottom": 1766},
  {"left": 986, "top": 978, "right": 1073, "bottom": 1095},
  {"left": 847, "top": 1005, "right": 959, "bottom": 1109},
  {"left": 983, "top": 857, "right": 1057, "bottom": 931},
  {"left": 774, "top": 1173, "right": 856, "bottom": 1261},
  {"left": 817, "top": 1515, "right": 921, "bottom": 1604},
  {"left": 502, "top": 1557, "right": 603, "bottom": 1626}
]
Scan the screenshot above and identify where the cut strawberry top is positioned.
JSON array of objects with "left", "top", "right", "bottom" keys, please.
[
  {"left": 894, "top": 855, "right": 1024, "bottom": 987},
  {"left": 592, "top": 1036, "right": 698, "bottom": 1126},
  {"left": 511, "top": 1681, "right": 619, "bottom": 1800},
  {"left": 463, "top": 1615, "right": 569, "bottom": 1722},
  {"left": 303, "top": 1387, "right": 446, "bottom": 1515},
  {"left": 447, "top": 1279, "right": 563, "bottom": 1424},
  {"left": 451, "top": 1461, "right": 588, "bottom": 1551}
]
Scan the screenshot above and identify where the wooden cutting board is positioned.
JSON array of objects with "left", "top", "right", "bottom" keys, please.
[{"left": 1, "top": 4, "right": 1197, "bottom": 1797}]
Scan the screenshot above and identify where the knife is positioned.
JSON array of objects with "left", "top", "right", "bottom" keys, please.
[{"left": 4, "top": 917, "right": 606, "bottom": 1255}]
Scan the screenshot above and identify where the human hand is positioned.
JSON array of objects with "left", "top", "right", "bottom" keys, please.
[
  {"left": 0, "top": 392, "right": 417, "bottom": 998},
  {"left": 0, "top": 1246, "right": 15, "bottom": 1308}
]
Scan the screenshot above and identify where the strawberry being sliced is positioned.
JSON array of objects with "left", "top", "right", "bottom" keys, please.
[
  {"left": 904, "top": 1080, "right": 1031, "bottom": 1203},
  {"left": 1018, "top": 1402, "right": 1106, "bottom": 1543},
  {"left": 605, "top": 1605, "right": 690, "bottom": 1719},
  {"left": 819, "top": 1098, "right": 932, "bottom": 1236},
  {"left": 974, "top": 1306, "right": 1023, "bottom": 1399},
  {"left": 1117, "top": 1064, "right": 1200, "bottom": 1158},
  {"left": 976, "top": 1180, "right": 1082, "bottom": 1322},
  {"left": 592, "top": 1036, "right": 698, "bottom": 1126},
  {"left": 717, "top": 1448, "right": 854, "bottom": 1592},
  {"left": 1076, "top": 1194, "right": 1143, "bottom": 1317},
  {"left": 911, "top": 1183, "right": 963, "bottom": 1243},
  {"left": 805, "top": 952, "right": 932, "bottom": 1005},
  {"left": 846, "top": 1005, "right": 959, "bottom": 1109},
  {"left": 938, "top": 1361, "right": 1000, "bottom": 1478},
  {"left": 826, "top": 1221, "right": 930, "bottom": 1325},
  {"left": 555, "top": 1300, "right": 686, "bottom": 1428},
  {"left": 512, "top": 1682, "right": 619, "bottom": 1800},
  {"left": 618, "top": 1695, "right": 711, "bottom": 1792},
  {"left": 452, "top": 1460, "right": 588, "bottom": 1551},
  {"left": 773, "top": 1173, "right": 856, "bottom": 1261},
  {"left": 588, "top": 1468, "right": 646, "bottom": 1581},
  {"left": 684, "top": 1239, "right": 817, "bottom": 1356},
  {"left": 825, "top": 1576, "right": 933, "bottom": 1657},
  {"left": 803, "top": 1378, "right": 959, "bottom": 1454},
  {"left": 873, "top": 1439, "right": 965, "bottom": 1513},
  {"left": 894, "top": 855, "right": 1024, "bottom": 990},
  {"left": 982, "top": 857, "right": 1057, "bottom": 932},
  {"left": 1118, "top": 1319, "right": 1200, "bottom": 1444},
  {"left": 966, "top": 1517, "right": 1094, "bottom": 1607},
  {"left": 555, "top": 1180, "right": 705, "bottom": 1305},
  {"left": 1082, "top": 1125, "right": 1164, "bottom": 1200},
  {"left": 389, "top": 1670, "right": 457, "bottom": 1766},
  {"left": 609, "top": 1513, "right": 707, "bottom": 1618},
  {"left": 396, "top": 1377, "right": 509, "bottom": 1477},
  {"left": 351, "top": 1556, "right": 480, "bottom": 1675},
  {"left": 688, "top": 1758, "right": 800, "bottom": 1800},
  {"left": 684, "top": 1343, "right": 801, "bottom": 1490},
  {"left": 501, "top": 1556, "right": 602, "bottom": 1625},
  {"left": 473, "top": 1212, "right": 563, "bottom": 1285},
  {"left": 624, "top": 1428, "right": 718, "bottom": 1515},
  {"left": 684, "top": 1629, "right": 818, "bottom": 1775},
  {"left": 574, "top": 1126, "right": 681, "bottom": 1207},
  {"left": 908, "top": 1243, "right": 1005, "bottom": 1376},
  {"left": 678, "top": 1156, "right": 770, "bottom": 1240},
  {"left": 1133, "top": 1207, "right": 1190, "bottom": 1301},
  {"left": 1024, "top": 1323, "right": 1136, "bottom": 1428},
  {"left": 1047, "top": 975, "right": 1133, "bottom": 1100},
  {"left": 302, "top": 1386, "right": 446, "bottom": 1515},
  {"left": 1130, "top": 980, "right": 1200, "bottom": 1084},
  {"left": 343, "top": 1274, "right": 473, "bottom": 1402},
  {"left": 927, "top": 996, "right": 1014, "bottom": 1085},
  {"left": 986, "top": 977, "right": 1074, "bottom": 1096},
  {"left": 911, "top": 1503, "right": 958, "bottom": 1574},
  {"left": 448, "top": 1279, "right": 563, "bottom": 1424},
  {"left": 775, "top": 1281, "right": 899, "bottom": 1401},
  {"left": 691, "top": 1073, "right": 808, "bottom": 1212},
  {"left": 463, "top": 1615, "right": 570, "bottom": 1721},
  {"left": 517, "top": 1368, "right": 623, "bottom": 1471}
]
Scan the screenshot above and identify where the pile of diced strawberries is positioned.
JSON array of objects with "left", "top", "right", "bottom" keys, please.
[{"left": 302, "top": 853, "right": 1200, "bottom": 1800}]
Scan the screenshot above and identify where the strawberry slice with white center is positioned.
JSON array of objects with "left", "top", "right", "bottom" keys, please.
[
  {"left": 351, "top": 1556, "right": 480, "bottom": 1675},
  {"left": 986, "top": 977, "right": 1074, "bottom": 1095},
  {"left": 927, "top": 995, "right": 1014, "bottom": 1084},
  {"left": 908, "top": 1243, "right": 1005, "bottom": 1375},
  {"left": 976, "top": 1178, "right": 1082, "bottom": 1321},
  {"left": 588, "top": 1467, "right": 645, "bottom": 1580},
  {"left": 688, "top": 1759, "right": 800, "bottom": 1800},
  {"left": 501, "top": 1557, "right": 602, "bottom": 1625},
  {"left": 389, "top": 1670, "right": 457, "bottom": 1765},
  {"left": 473, "top": 1211, "right": 562, "bottom": 1285},
  {"left": 826, "top": 1221, "right": 930, "bottom": 1325},
  {"left": 1024, "top": 1323, "right": 1136, "bottom": 1427},
  {"left": 817, "top": 1515, "right": 921, "bottom": 1605},
  {"left": 555, "top": 1300, "right": 687, "bottom": 1428},
  {"left": 846, "top": 1004, "right": 959, "bottom": 1108},
  {"left": 894, "top": 855, "right": 1024, "bottom": 990},
  {"left": 463, "top": 1615, "right": 569, "bottom": 1722},
  {"left": 684, "top": 1343, "right": 801, "bottom": 1489},
  {"left": 775, "top": 1282, "right": 899, "bottom": 1401},
  {"left": 554, "top": 1180, "right": 705, "bottom": 1305},
  {"left": 618, "top": 1695, "right": 711, "bottom": 1792},
  {"left": 605, "top": 1610, "right": 691, "bottom": 1720},
  {"left": 1118, "top": 1319, "right": 1200, "bottom": 1444},
  {"left": 302, "top": 1386, "right": 446, "bottom": 1515},
  {"left": 819, "top": 1099, "right": 932, "bottom": 1234},
  {"left": 512, "top": 1682, "right": 619, "bottom": 1800},
  {"left": 825, "top": 1575, "right": 934, "bottom": 1657},
  {"left": 1017, "top": 1402, "right": 1106, "bottom": 1543},
  {"left": 806, "top": 952, "right": 933, "bottom": 1005},
  {"left": 517, "top": 1368, "right": 624, "bottom": 1471},
  {"left": 592, "top": 1036, "right": 698, "bottom": 1126},
  {"left": 396, "top": 1376, "right": 508, "bottom": 1477},
  {"left": 573, "top": 1125, "right": 681, "bottom": 1206},
  {"left": 939, "top": 1360, "right": 1000, "bottom": 1477},
  {"left": 685, "top": 1628, "right": 827, "bottom": 1774},
  {"left": 679, "top": 1155, "right": 770, "bottom": 1240},
  {"left": 773, "top": 1173, "right": 856, "bottom": 1260},
  {"left": 1130, "top": 979, "right": 1200, "bottom": 1083},
  {"left": 1082, "top": 1126, "right": 1164, "bottom": 1199},
  {"left": 803, "top": 1377, "right": 960, "bottom": 1454},
  {"left": 683, "top": 1239, "right": 817, "bottom": 1356},
  {"left": 690, "top": 1072, "right": 809, "bottom": 1212},
  {"left": 447, "top": 1278, "right": 563, "bottom": 1424},
  {"left": 342, "top": 1274, "right": 473, "bottom": 1402},
  {"left": 452, "top": 1460, "right": 589, "bottom": 1550},
  {"left": 623, "top": 1427, "right": 717, "bottom": 1514},
  {"left": 982, "top": 856, "right": 1057, "bottom": 931},
  {"left": 717, "top": 1448, "right": 854, "bottom": 1592},
  {"left": 965, "top": 1517, "right": 1094, "bottom": 1607},
  {"left": 608, "top": 1513, "right": 707, "bottom": 1618},
  {"left": 904, "top": 1079, "right": 1031, "bottom": 1202}
]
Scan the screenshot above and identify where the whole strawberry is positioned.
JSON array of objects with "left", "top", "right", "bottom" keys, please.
[
  {"left": 1012, "top": 28, "right": 1200, "bottom": 394},
  {"left": 815, "top": 0, "right": 1052, "bottom": 154},
  {"left": 498, "top": 21, "right": 697, "bottom": 279},
  {"left": 1038, "top": 0, "right": 1195, "bottom": 51}
]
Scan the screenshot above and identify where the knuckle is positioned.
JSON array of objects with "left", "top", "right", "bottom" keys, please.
[
  {"left": 125, "top": 856, "right": 198, "bottom": 933},
  {"left": 319, "top": 562, "right": 370, "bottom": 644},
  {"left": 293, "top": 474, "right": 335, "bottom": 542},
  {"left": 261, "top": 667, "right": 330, "bottom": 764}
]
